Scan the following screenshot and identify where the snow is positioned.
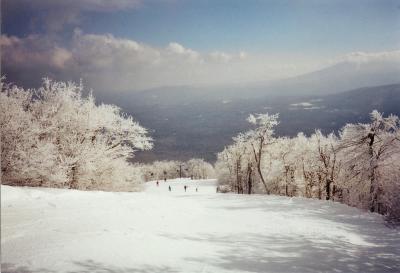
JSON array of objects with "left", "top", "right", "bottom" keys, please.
[
  {"left": 2, "top": 179, "right": 400, "bottom": 273},
  {"left": 290, "top": 102, "right": 314, "bottom": 107}
]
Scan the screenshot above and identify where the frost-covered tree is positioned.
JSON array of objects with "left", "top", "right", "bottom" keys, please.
[
  {"left": 268, "top": 137, "right": 297, "bottom": 197},
  {"left": 142, "top": 160, "right": 184, "bottom": 181},
  {"left": 186, "top": 158, "right": 215, "bottom": 179},
  {"left": 301, "top": 131, "right": 341, "bottom": 200},
  {"left": 215, "top": 146, "right": 235, "bottom": 190},
  {"left": 245, "top": 113, "right": 279, "bottom": 193},
  {"left": 0, "top": 80, "right": 67, "bottom": 186},
  {"left": 215, "top": 110, "right": 400, "bottom": 221},
  {"left": 215, "top": 136, "right": 253, "bottom": 194},
  {"left": 339, "top": 110, "right": 400, "bottom": 213},
  {"left": 143, "top": 159, "right": 215, "bottom": 181},
  {"left": 380, "top": 153, "right": 400, "bottom": 223},
  {"left": 1, "top": 78, "right": 152, "bottom": 191}
]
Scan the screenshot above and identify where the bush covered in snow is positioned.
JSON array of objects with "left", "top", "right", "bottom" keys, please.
[
  {"left": 216, "top": 111, "right": 400, "bottom": 221},
  {"left": 0, "top": 78, "right": 152, "bottom": 191}
]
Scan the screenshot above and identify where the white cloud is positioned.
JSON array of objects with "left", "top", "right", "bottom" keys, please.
[
  {"left": 52, "top": 48, "right": 73, "bottom": 69},
  {"left": 166, "top": 42, "right": 201, "bottom": 62},
  {"left": 7, "top": 31, "right": 396, "bottom": 93},
  {"left": 0, "top": 34, "right": 73, "bottom": 69},
  {"left": 335, "top": 50, "right": 400, "bottom": 64},
  {"left": 239, "top": 51, "right": 248, "bottom": 60},
  {"left": 2, "top": 32, "right": 263, "bottom": 91},
  {"left": 209, "top": 51, "right": 232, "bottom": 62}
]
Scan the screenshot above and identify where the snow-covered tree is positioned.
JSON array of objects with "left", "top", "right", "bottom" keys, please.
[
  {"left": 216, "top": 136, "right": 252, "bottom": 194},
  {"left": 245, "top": 113, "right": 279, "bottom": 193},
  {"left": 338, "top": 110, "right": 400, "bottom": 213},
  {"left": 301, "top": 131, "right": 341, "bottom": 200},
  {"left": 215, "top": 110, "right": 400, "bottom": 221},
  {"left": 1, "top": 78, "right": 152, "bottom": 191},
  {"left": 142, "top": 160, "right": 184, "bottom": 181},
  {"left": 268, "top": 137, "right": 297, "bottom": 197},
  {"left": 143, "top": 159, "right": 215, "bottom": 181},
  {"left": 0, "top": 79, "right": 67, "bottom": 186},
  {"left": 186, "top": 158, "right": 215, "bottom": 179}
]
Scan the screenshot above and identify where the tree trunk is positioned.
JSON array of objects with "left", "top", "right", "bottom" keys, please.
[
  {"left": 367, "top": 133, "right": 378, "bottom": 212},
  {"left": 252, "top": 140, "right": 269, "bottom": 194},
  {"left": 369, "top": 166, "right": 378, "bottom": 212},
  {"left": 317, "top": 173, "right": 322, "bottom": 200},
  {"left": 247, "top": 163, "right": 253, "bottom": 194},
  {"left": 332, "top": 185, "right": 337, "bottom": 201},
  {"left": 257, "top": 163, "right": 268, "bottom": 193},
  {"left": 236, "top": 159, "right": 242, "bottom": 194},
  {"left": 284, "top": 166, "right": 289, "bottom": 196},
  {"left": 69, "top": 165, "right": 78, "bottom": 189},
  {"left": 326, "top": 179, "right": 332, "bottom": 200}
]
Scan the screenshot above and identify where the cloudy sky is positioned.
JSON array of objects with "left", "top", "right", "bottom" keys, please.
[{"left": 1, "top": 0, "right": 399, "bottom": 92}]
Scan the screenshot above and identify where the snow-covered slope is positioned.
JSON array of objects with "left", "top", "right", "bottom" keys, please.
[{"left": 2, "top": 179, "right": 399, "bottom": 273}]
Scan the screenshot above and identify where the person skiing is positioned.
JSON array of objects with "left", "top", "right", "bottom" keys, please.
[
  {"left": 196, "top": 187, "right": 198, "bottom": 192},
  {"left": 168, "top": 185, "right": 171, "bottom": 192},
  {"left": 156, "top": 181, "right": 159, "bottom": 186},
  {"left": 184, "top": 185, "right": 187, "bottom": 192}
]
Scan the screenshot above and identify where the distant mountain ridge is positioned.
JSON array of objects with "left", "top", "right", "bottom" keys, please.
[{"left": 114, "top": 57, "right": 400, "bottom": 102}]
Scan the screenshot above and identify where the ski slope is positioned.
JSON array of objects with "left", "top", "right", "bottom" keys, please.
[{"left": 1, "top": 179, "right": 400, "bottom": 273}]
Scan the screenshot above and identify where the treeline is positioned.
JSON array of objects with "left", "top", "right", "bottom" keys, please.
[
  {"left": 215, "top": 112, "right": 400, "bottom": 221},
  {"left": 1, "top": 78, "right": 152, "bottom": 191},
  {"left": 140, "top": 159, "right": 215, "bottom": 181}
]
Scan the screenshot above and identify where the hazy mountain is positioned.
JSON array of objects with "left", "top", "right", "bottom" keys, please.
[
  {"left": 259, "top": 59, "right": 400, "bottom": 96},
  {"left": 107, "top": 58, "right": 400, "bottom": 105}
]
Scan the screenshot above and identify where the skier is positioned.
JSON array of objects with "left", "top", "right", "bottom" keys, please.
[
  {"left": 184, "top": 185, "right": 187, "bottom": 192},
  {"left": 168, "top": 185, "right": 171, "bottom": 192},
  {"left": 156, "top": 181, "right": 159, "bottom": 186},
  {"left": 196, "top": 187, "right": 198, "bottom": 192}
]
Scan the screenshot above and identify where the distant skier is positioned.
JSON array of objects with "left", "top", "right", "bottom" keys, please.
[
  {"left": 156, "top": 181, "right": 159, "bottom": 186},
  {"left": 168, "top": 185, "right": 171, "bottom": 192},
  {"left": 184, "top": 185, "right": 187, "bottom": 192},
  {"left": 164, "top": 177, "right": 167, "bottom": 182},
  {"left": 196, "top": 187, "right": 198, "bottom": 192}
]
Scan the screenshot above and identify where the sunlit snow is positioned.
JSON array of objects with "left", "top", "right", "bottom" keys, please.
[{"left": 2, "top": 179, "right": 399, "bottom": 273}]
